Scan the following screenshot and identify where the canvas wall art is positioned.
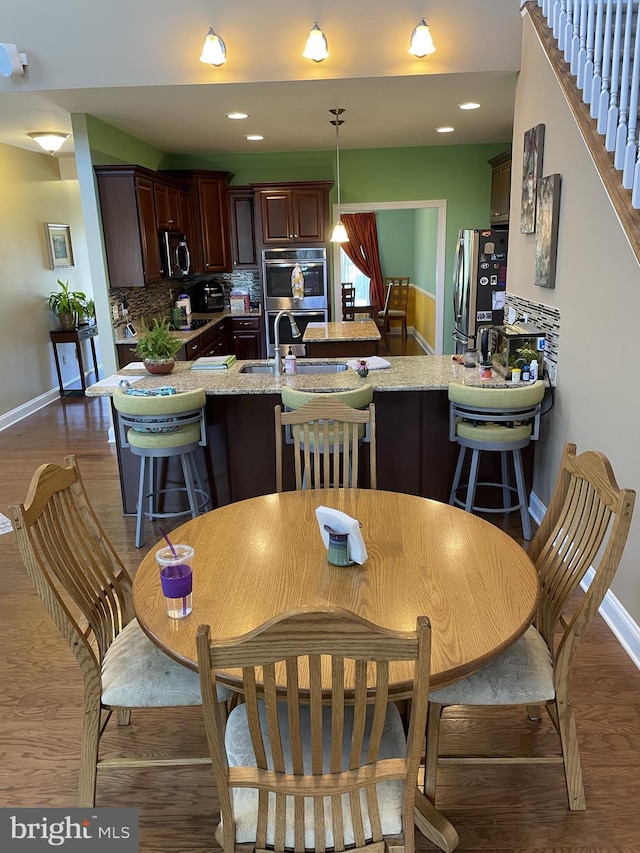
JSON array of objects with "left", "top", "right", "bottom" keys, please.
[
  {"left": 534, "top": 173, "right": 561, "bottom": 288},
  {"left": 520, "top": 124, "right": 545, "bottom": 234}
]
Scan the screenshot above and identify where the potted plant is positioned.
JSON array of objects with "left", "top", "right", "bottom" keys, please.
[
  {"left": 79, "top": 297, "right": 96, "bottom": 326},
  {"left": 48, "top": 279, "right": 87, "bottom": 330},
  {"left": 135, "top": 318, "right": 182, "bottom": 374}
]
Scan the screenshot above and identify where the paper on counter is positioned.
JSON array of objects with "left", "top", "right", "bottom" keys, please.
[
  {"left": 88, "top": 374, "right": 145, "bottom": 388},
  {"left": 346, "top": 356, "right": 392, "bottom": 371},
  {"left": 315, "top": 506, "right": 368, "bottom": 565}
]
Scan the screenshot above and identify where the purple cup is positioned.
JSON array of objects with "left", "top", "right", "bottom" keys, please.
[{"left": 156, "top": 544, "right": 194, "bottom": 618}]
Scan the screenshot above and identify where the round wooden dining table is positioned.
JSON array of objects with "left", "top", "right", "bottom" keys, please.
[{"left": 133, "top": 488, "right": 539, "bottom": 698}]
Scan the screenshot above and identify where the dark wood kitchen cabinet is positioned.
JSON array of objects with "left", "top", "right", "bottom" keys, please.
[
  {"left": 95, "top": 166, "right": 164, "bottom": 288},
  {"left": 178, "top": 319, "right": 231, "bottom": 361},
  {"left": 489, "top": 150, "right": 512, "bottom": 226},
  {"left": 228, "top": 187, "right": 258, "bottom": 269},
  {"left": 154, "top": 182, "right": 191, "bottom": 233},
  {"left": 164, "top": 170, "right": 233, "bottom": 273},
  {"left": 231, "top": 316, "right": 264, "bottom": 359},
  {"left": 253, "top": 182, "right": 332, "bottom": 246}
]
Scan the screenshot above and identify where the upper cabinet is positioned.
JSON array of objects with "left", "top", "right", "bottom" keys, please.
[
  {"left": 163, "top": 170, "right": 233, "bottom": 274},
  {"left": 154, "top": 182, "right": 190, "bottom": 233},
  {"left": 228, "top": 187, "right": 258, "bottom": 269},
  {"left": 95, "top": 165, "right": 172, "bottom": 288},
  {"left": 253, "top": 182, "right": 332, "bottom": 246},
  {"left": 488, "top": 150, "right": 512, "bottom": 226}
]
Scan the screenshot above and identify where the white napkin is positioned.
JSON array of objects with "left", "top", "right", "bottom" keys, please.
[
  {"left": 346, "top": 356, "right": 392, "bottom": 371},
  {"left": 315, "top": 506, "right": 368, "bottom": 565}
]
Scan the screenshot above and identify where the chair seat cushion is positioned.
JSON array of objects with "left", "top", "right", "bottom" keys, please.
[
  {"left": 102, "top": 618, "right": 232, "bottom": 707},
  {"left": 429, "top": 625, "right": 555, "bottom": 706},
  {"left": 456, "top": 421, "right": 533, "bottom": 443},
  {"left": 218, "top": 701, "right": 406, "bottom": 847},
  {"left": 126, "top": 422, "right": 201, "bottom": 449}
]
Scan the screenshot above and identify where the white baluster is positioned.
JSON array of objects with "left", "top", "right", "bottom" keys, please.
[
  {"left": 632, "top": 155, "right": 640, "bottom": 206},
  {"left": 623, "top": 3, "right": 640, "bottom": 187},
  {"left": 577, "top": 0, "right": 590, "bottom": 84},
  {"left": 605, "top": 0, "right": 624, "bottom": 151},
  {"left": 557, "top": 1, "right": 568, "bottom": 47},
  {"left": 598, "top": 1, "right": 615, "bottom": 133},
  {"left": 565, "top": 0, "right": 576, "bottom": 59},
  {"left": 614, "top": 0, "right": 633, "bottom": 168},
  {"left": 571, "top": 0, "right": 583, "bottom": 72},
  {"left": 542, "top": 0, "right": 550, "bottom": 18},
  {"left": 588, "top": 0, "right": 605, "bottom": 107}
]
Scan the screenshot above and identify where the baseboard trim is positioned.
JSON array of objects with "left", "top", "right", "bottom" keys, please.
[
  {"left": 0, "top": 389, "right": 60, "bottom": 432},
  {"left": 411, "top": 329, "right": 433, "bottom": 354},
  {"left": 529, "top": 490, "right": 640, "bottom": 670}
]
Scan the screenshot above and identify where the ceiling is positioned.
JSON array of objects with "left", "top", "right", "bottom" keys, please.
[{"left": 0, "top": 1, "right": 524, "bottom": 157}]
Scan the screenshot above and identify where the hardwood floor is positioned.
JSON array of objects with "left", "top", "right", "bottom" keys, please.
[{"left": 1, "top": 376, "right": 639, "bottom": 852}]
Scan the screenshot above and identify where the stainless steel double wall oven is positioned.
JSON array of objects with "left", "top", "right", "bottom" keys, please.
[{"left": 262, "top": 248, "right": 328, "bottom": 357}]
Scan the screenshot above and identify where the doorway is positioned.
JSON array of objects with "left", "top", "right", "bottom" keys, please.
[{"left": 331, "top": 200, "right": 446, "bottom": 354}]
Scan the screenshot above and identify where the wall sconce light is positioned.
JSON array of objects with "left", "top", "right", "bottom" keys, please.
[
  {"left": 409, "top": 17, "right": 436, "bottom": 57},
  {"left": 199, "top": 26, "right": 227, "bottom": 66},
  {"left": 0, "top": 43, "right": 27, "bottom": 77},
  {"left": 303, "top": 22, "right": 329, "bottom": 62},
  {"left": 329, "top": 108, "right": 348, "bottom": 244},
  {"left": 28, "top": 132, "right": 71, "bottom": 155}
]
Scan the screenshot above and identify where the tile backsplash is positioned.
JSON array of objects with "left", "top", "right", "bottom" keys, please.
[{"left": 504, "top": 292, "right": 560, "bottom": 386}]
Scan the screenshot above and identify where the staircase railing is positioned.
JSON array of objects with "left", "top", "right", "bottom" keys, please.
[{"left": 535, "top": 0, "right": 640, "bottom": 204}]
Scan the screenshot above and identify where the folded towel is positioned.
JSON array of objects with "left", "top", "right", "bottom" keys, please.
[
  {"left": 315, "top": 506, "right": 368, "bottom": 565},
  {"left": 346, "top": 356, "right": 392, "bottom": 371}
]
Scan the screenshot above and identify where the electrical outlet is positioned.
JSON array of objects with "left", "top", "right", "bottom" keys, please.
[{"left": 112, "top": 304, "right": 119, "bottom": 321}]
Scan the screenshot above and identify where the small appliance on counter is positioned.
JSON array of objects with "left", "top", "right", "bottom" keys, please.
[
  {"left": 174, "top": 294, "right": 192, "bottom": 329},
  {"left": 491, "top": 323, "right": 546, "bottom": 380},
  {"left": 194, "top": 280, "right": 225, "bottom": 313}
]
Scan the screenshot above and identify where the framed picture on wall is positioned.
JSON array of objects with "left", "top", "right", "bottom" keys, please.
[
  {"left": 45, "top": 223, "right": 74, "bottom": 269},
  {"left": 534, "top": 173, "right": 561, "bottom": 288},
  {"left": 520, "top": 124, "right": 545, "bottom": 234}
]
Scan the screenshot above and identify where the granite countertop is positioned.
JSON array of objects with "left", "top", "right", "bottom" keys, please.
[
  {"left": 113, "top": 308, "right": 261, "bottom": 346},
  {"left": 302, "top": 320, "right": 381, "bottom": 343},
  {"left": 87, "top": 355, "right": 544, "bottom": 397}
]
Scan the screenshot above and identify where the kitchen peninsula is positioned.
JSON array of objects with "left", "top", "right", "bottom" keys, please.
[
  {"left": 302, "top": 320, "right": 381, "bottom": 357},
  {"left": 87, "top": 356, "right": 540, "bottom": 514}
]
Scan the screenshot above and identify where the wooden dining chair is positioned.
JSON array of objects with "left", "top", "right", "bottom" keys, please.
[
  {"left": 341, "top": 282, "right": 356, "bottom": 321},
  {"left": 274, "top": 388, "right": 376, "bottom": 491},
  {"left": 378, "top": 277, "right": 409, "bottom": 340},
  {"left": 423, "top": 443, "right": 636, "bottom": 811},
  {"left": 196, "top": 606, "right": 437, "bottom": 853},
  {"left": 9, "top": 455, "right": 233, "bottom": 807}
]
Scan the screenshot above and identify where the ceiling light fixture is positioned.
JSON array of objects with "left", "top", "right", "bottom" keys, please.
[
  {"left": 436, "top": 126, "right": 454, "bottom": 134},
  {"left": 227, "top": 112, "right": 248, "bottom": 120},
  {"left": 246, "top": 134, "right": 264, "bottom": 141},
  {"left": 28, "top": 132, "right": 71, "bottom": 155},
  {"left": 0, "top": 43, "right": 27, "bottom": 77},
  {"left": 409, "top": 17, "right": 436, "bottom": 57},
  {"left": 303, "top": 22, "right": 329, "bottom": 62},
  {"left": 199, "top": 26, "right": 227, "bottom": 66},
  {"left": 459, "top": 102, "right": 481, "bottom": 110},
  {"left": 329, "top": 108, "right": 348, "bottom": 244}
]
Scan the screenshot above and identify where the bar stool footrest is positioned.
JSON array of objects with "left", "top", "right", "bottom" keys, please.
[
  {"left": 452, "top": 481, "right": 523, "bottom": 514},
  {"left": 144, "top": 486, "right": 209, "bottom": 522}
]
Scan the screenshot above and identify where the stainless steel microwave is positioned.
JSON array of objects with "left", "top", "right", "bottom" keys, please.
[{"left": 159, "top": 231, "right": 191, "bottom": 279}]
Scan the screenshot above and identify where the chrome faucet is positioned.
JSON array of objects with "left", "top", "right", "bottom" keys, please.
[{"left": 270, "top": 310, "right": 301, "bottom": 376}]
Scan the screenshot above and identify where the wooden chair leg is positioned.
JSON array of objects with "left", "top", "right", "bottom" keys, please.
[
  {"left": 424, "top": 701, "right": 444, "bottom": 802},
  {"left": 554, "top": 691, "right": 587, "bottom": 809},
  {"left": 78, "top": 702, "right": 101, "bottom": 807},
  {"left": 117, "top": 708, "right": 131, "bottom": 725}
]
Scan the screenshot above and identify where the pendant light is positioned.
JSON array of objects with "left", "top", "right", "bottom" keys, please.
[
  {"left": 28, "top": 132, "right": 70, "bottom": 155},
  {"left": 329, "top": 108, "right": 348, "bottom": 243},
  {"left": 303, "top": 22, "right": 329, "bottom": 62},
  {"left": 199, "top": 26, "right": 227, "bottom": 66},
  {"left": 409, "top": 17, "right": 436, "bottom": 57}
]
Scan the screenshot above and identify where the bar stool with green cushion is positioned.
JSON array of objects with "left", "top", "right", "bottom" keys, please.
[
  {"left": 448, "top": 380, "right": 545, "bottom": 540},
  {"left": 277, "top": 384, "right": 375, "bottom": 490},
  {"left": 113, "top": 388, "right": 210, "bottom": 548}
]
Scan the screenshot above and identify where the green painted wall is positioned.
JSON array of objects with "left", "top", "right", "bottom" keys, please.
[
  {"left": 85, "top": 114, "right": 509, "bottom": 352},
  {"left": 376, "top": 209, "right": 415, "bottom": 281},
  {"left": 414, "top": 208, "right": 439, "bottom": 295}
]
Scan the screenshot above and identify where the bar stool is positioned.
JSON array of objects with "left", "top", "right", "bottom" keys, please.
[
  {"left": 113, "top": 388, "right": 210, "bottom": 548},
  {"left": 448, "top": 380, "right": 545, "bottom": 540}
]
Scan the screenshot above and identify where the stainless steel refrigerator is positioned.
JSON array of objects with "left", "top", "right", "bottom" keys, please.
[{"left": 452, "top": 228, "right": 508, "bottom": 353}]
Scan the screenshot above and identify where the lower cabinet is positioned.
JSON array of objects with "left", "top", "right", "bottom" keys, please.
[
  {"left": 178, "top": 320, "right": 231, "bottom": 360},
  {"left": 231, "top": 317, "right": 264, "bottom": 360}
]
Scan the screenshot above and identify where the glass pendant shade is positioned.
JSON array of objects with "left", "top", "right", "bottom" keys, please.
[
  {"left": 303, "top": 23, "right": 329, "bottom": 61},
  {"left": 330, "top": 220, "right": 348, "bottom": 243},
  {"left": 199, "top": 27, "right": 227, "bottom": 66},
  {"left": 28, "top": 132, "right": 70, "bottom": 154},
  {"left": 409, "top": 18, "right": 436, "bottom": 57}
]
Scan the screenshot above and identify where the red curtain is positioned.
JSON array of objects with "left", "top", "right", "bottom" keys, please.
[{"left": 340, "top": 213, "right": 385, "bottom": 308}]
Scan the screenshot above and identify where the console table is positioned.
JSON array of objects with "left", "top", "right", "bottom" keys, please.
[{"left": 50, "top": 324, "right": 100, "bottom": 397}]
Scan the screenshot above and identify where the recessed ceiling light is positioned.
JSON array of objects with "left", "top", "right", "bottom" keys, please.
[
  {"left": 246, "top": 134, "right": 264, "bottom": 141},
  {"left": 436, "top": 126, "right": 455, "bottom": 133},
  {"left": 458, "top": 102, "right": 481, "bottom": 110},
  {"left": 227, "top": 112, "right": 248, "bottom": 120}
]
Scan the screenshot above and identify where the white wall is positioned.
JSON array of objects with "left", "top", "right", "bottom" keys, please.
[
  {"left": 510, "top": 13, "right": 640, "bottom": 624},
  {"left": 0, "top": 143, "right": 97, "bottom": 421}
]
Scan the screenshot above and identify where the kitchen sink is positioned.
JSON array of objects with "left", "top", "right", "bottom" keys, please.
[{"left": 239, "top": 362, "right": 348, "bottom": 375}]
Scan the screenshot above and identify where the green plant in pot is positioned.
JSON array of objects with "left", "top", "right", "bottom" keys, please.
[
  {"left": 48, "top": 279, "right": 87, "bottom": 330},
  {"left": 135, "top": 318, "right": 182, "bottom": 375}
]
